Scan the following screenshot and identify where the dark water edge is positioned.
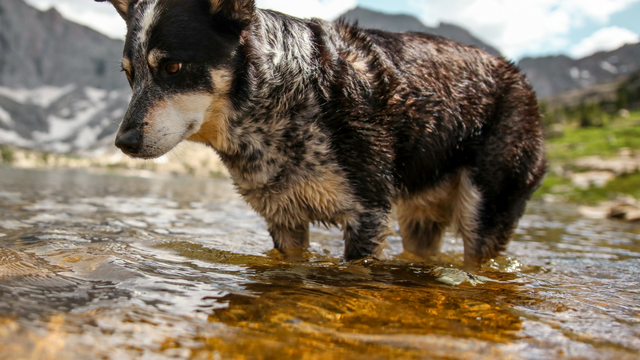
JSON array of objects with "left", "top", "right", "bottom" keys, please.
[{"left": 0, "top": 166, "right": 638, "bottom": 359}]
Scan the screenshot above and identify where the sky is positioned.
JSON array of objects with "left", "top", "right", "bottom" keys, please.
[{"left": 24, "top": 0, "right": 640, "bottom": 61}]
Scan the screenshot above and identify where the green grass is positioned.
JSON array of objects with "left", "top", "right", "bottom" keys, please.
[
  {"left": 533, "top": 113, "right": 640, "bottom": 204},
  {"left": 532, "top": 173, "right": 571, "bottom": 199},
  {"left": 574, "top": 172, "right": 640, "bottom": 203},
  {"left": 545, "top": 119, "right": 640, "bottom": 160},
  {"left": 0, "top": 146, "right": 14, "bottom": 164},
  {"left": 534, "top": 171, "right": 640, "bottom": 204}
]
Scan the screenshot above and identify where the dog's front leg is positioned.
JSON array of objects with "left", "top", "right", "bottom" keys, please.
[
  {"left": 268, "top": 222, "right": 310, "bottom": 255},
  {"left": 343, "top": 211, "right": 392, "bottom": 261}
]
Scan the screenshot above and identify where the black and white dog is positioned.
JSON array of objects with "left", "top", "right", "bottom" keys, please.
[{"left": 97, "top": 0, "right": 545, "bottom": 267}]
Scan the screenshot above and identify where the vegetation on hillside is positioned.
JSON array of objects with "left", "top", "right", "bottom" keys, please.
[
  {"left": 617, "top": 71, "right": 640, "bottom": 110},
  {"left": 535, "top": 71, "right": 640, "bottom": 204}
]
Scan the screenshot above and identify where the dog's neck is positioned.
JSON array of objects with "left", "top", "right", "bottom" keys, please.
[
  {"left": 239, "top": 10, "right": 319, "bottom": 113},
  {"left": 212, "top": 10, "right": 327, "bottom": 188}
]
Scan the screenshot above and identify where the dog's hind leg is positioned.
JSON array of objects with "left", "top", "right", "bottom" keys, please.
[
  {"left": 397, "top": 171, "right": 479, "bottom": 260},
  {"left": 400, "top": 218, "right": 447, "bottom": 258},
  {"left": 463, "top": 75, "right": 546, "bottom": 268},
  {"left": 461, "top": 177, "right": 535, "bottom": 268},
  {"left": 464, "top": 159, "right": 545, "bottom": 267},
  {"left": 268, "top": 222, "right": 310, "bottom": 253},
  {"left": 450, "top": 171, "right": 485, "bottom": 267},
  {"left": 397, "top": 201, "right": 449, "bottom": 258}
]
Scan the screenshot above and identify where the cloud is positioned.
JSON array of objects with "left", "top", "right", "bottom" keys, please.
[
  {"left": 25, "top": 0, "right": 126, "bottom": 39},
  {"left": 411, "top": 0, "right": 640, "bottom": 59},
  {"left": 570, "top": 26, "right": 640, "bottom": 58},
  {"left": 24, "top": 0, "right": 356, "bottom": 40},
  {"left": 257, "top": 0, "right": 357, "bottom": 20}
]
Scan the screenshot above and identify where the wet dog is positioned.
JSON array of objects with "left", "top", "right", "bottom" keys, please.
[{"left": 98, "top": 0, "right": 546, "bottom": 266}]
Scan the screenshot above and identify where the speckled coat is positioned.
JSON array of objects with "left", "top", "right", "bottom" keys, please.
[{"left": 98, "top": 0, "right": 546, "bottom": 266}]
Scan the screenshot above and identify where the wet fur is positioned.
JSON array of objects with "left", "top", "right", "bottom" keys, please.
[{"left": 98, "top": 0, "right": 546, "bottom": 265}]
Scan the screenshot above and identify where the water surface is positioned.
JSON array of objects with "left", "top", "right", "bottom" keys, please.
[{"left": 0, "top": 166, "right": 638, "bottom": 359}]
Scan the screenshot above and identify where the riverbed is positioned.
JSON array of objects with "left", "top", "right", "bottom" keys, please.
[{"left": 0, "top": 166, "right": 638, "bottom": 359}]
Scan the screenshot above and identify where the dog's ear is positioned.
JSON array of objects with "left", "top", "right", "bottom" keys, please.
[
  {"left": 209, "top": 0, "right": 256, "bottom": 28},
  {"left": 95, "top": 0, "right": 131, "bottom": 21}
]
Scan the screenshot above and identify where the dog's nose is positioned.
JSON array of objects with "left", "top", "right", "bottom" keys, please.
[{"left": 115, "top": 130, "right": 142, "bottom": 154}]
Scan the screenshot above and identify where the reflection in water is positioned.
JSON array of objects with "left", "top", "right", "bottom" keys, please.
[{"left": 0, "top": 167, "right": 639, "bottom": 359}]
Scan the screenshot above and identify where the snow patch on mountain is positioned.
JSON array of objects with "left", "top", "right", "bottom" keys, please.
[
  {"left": 0, "top": 129, "right": 33, "bottom": 148},
  {"left": 0, "top": 107, "right": 13, "bottom": 126},
  {"left": 0, "top": 85, "right": 76, "bottom": 108},
  {"left": 0, "top": 83, "right": 129, "bottom": 153},
  {"left": 33, "top": 87, "right": 110, "bottom": 142}
]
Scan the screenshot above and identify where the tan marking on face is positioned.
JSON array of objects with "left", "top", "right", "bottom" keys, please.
[
  {"left": 121, "top": 57, "right": 132, "bottom": 72},
  {"left": 147, "top": 49, "right": 166, "bottom": 68},
  {"left": 187, "top": 69, "right": 234, "bottom": 151}
]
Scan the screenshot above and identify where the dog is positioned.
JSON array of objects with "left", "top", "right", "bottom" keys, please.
[{"left": 97, "top": 0, "right": 546, "bottom": 267}]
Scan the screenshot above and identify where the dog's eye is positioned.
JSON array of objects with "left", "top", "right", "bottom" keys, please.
[{"left": 165, "top": 62, "right": 182, "bottom": 75}]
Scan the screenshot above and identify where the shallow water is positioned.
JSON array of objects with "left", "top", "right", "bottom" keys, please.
[{"left": 0, "top": 166, "right": 638, "bottom": 359}]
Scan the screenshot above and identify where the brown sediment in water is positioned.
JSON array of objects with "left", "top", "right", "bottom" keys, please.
[{"left": 197, "top": 262, "right": 532, "bottom": 359}]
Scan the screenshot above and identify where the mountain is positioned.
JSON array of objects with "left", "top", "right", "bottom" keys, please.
[
  {"left": 0, "top": 0, "right": 129, "bottom": 152},
  {"left": 339, "top": 7, "right": 640, "bottom": 100},
  {"left": 338, "top": 7, "right": 501, "bottom": 57},
  {"left": 0, "top": 0, "right": 126, "bottom": 89},
  {"left": 518, "top": 43, "right": 640, "bottom": 98}
]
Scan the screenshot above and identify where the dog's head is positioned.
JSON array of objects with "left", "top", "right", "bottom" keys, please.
[{"left": 97, "top": 0, "right": 255, "bottom": 158}]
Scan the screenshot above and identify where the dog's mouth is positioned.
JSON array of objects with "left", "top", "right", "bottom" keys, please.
[
  {"left": 116, "top": 119, "right": 202, "bottom": 160},
  {"left": 118, "top": 144, "right": 160, "bottom": 160},
  {"left": 122, "top": 150, "right": 162, "bottom": 160}
]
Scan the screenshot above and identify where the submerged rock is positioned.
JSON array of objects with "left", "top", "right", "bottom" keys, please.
[{"left": 431, "top": 267, "right": 492, "bottom": 286}]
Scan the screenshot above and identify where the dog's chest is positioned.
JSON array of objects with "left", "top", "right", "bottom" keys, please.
[{"left": 236, "top": 167, "right": 358, "bottom": 227}]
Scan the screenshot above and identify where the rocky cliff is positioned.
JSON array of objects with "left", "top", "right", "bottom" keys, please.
[
  {"left": 518, "top": 43, "right": 640, "bottom": 98},
  {"left": 0, "top": 0, "right": 129, "bottom": 152}
]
